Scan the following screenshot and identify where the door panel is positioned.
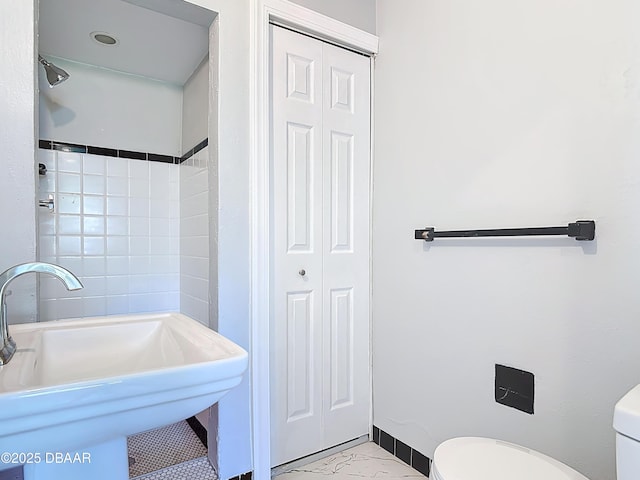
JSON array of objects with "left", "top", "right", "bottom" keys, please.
[
  {"left": 271, "top": 25, "right": 324, "bottom": 466},
  {"left": 271, "top": 25, "right": 370, "bottom": 467},
  {"left": 321, "top": 39, "right": 371, "bottom": 451}
]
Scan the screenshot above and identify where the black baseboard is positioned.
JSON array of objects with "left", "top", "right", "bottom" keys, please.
[
  {"left": 229, "top": 472, "right": 252, "bottom": 480},
  {"left": 186, "top": 416, "right": 208, "bottom": 448},
  {"left": 373, "top": 425, "right": 431, "bottom": 477}
]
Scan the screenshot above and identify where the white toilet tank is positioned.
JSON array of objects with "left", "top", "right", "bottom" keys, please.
[{"left": 614, "top": 384, "right": 640, "bottom": 480}]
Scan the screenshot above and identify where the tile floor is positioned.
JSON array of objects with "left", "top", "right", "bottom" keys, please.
[
  {"left": 128, "top": 422, "right": 427, "bottom": 480},
  {"left": 133, "top": 457, "right": 217, "bottom": 480},
  {"left": 128, "top": 421, "right": 208, "bottom": 478},
  {"left": 275, "top": 442, "right": 427, "bottom": 479}
]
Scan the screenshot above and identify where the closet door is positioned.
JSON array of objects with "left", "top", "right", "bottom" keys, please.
[{"left": 270, "top": 24, "right": 371, "bottom": 467}]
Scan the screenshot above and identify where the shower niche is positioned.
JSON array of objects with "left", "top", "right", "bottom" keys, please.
[{"left": 37, "top": 0, "right": 218, "bottom": 330}]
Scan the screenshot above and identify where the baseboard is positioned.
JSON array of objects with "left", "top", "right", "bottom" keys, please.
[
  {"left": 373, "top": 425, "right": 432, "bottom": 477},
  {"left": 186, "top": 416, "right": 208, "bottom": 448},
  {"left": 228, "top": 472, "right": 252, "bottom": 480}
]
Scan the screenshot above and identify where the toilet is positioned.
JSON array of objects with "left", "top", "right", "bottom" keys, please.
[
  {"left": 431, "top": 382, "right": 640, "bottom": 480},
  {"left": 431, "top": 437, "right": 589, "bottom": 480}
]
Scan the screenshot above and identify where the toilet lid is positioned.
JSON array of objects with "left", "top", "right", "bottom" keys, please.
[{"left": 431, "top": 437, "right": 590, "bottom": 480}]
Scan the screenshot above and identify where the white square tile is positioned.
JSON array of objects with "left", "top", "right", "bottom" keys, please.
[
  {"left": 82, "top": 256, "right": 105, "bottom": 276},
  {"left": 151, "top": 183, "right": 171, "bottom": 202},
  {"left": 57, "top": 256, "right": 83, "bottom": 277},
  {"left": 83, "top": 195, "right": 105, "bottom": 215},
  {"left": 57, "top": 151, "right": 82, "bottom": 173},
  {"left": 129, "top": 217, "right": 149, "bottom": 236},
  {"left": 129, "top": 256, "right": 150, "bottom": 275},
  {"left": 106, "top": 276, "right": 129, "bottom": 295},
  {"left": 39, "top": 299, "right": 59, "bottom": 322},
  {"left": 148, "top": 256, "right": 170, "bottom": 275},
  {"left": 130, "top": 198, "right": 149, "bottom": 217},
  {"left": 39, "top": 214, "right": 56, "bottom": 235},
  {"left": 58, "top": 236, "right": 81, "bottom": 256},
  {"left": 107, "top": 236, "right": 129, "bottom": 256},
  {"left": 83, "top": 216, "right": 105, "bottom": 235},
  {"left": 107, "top": 216, "right": 129, "bottom": 235},
  {"left": 150, "top": 161, "right": 172, "bottom": 184},
  {"left": 39, "top": 235, "right": 56, "bottom": 257},
  {"left": 40, "top": 277, "right": 63, "bottom": 299},
  {"left": 107, "top": 157, "right": 129, "bottom": 177},
  {"left": 81, "top": 276, "right": 106, "bottom": 297},
  {"left": 83, "top": 236, "right": 105, "bottom": 256},
  {"left": 150, "top": 236, "right": 172, "bottom": 256},
  {"left": 150, "top": 217, "right": 172, "bottom": 237},
  {"left": 58, "top": 215, "right": 82, "bottom": 234},
  {"left": 57, "top": 172, "right": 81, "bottom": 193},
  {"left": 107, "top": 176, "right": 128, "bottom": 196},
  {"left": 130, "top": 178, "right": 150, "bottom": 198},
  {"left": 129, "top": 159, "right": 149, "bottom": 179},
  {"left": 83, "top": 175, "right": 105, "bottom": 195},
  {"left": 82, "top": 195, "right": 105, "bottom": 215},
  {"left": 130, "top": 275, "right": 149, "bottom": 294},
  {"left": 83, "top": 154, "right": 106, "bottom": 175},
  {"left": 105, "top": 256, "right": 129, "bottom": 276},
  {"left": 58, "top": 194, "right": 81, "bottom": 214},
  {"left": 171, "top": 218, "right": 180, "bottom": 238},
  {"left": 39, "top": 174, "right": 56, "bottom": 193},
  {"left": 128, "top": 294, "right": 152, "bottom": 313},
  {"left": 56, "top": 297, "right": 83, "bottom": 319},
  {"left": 83, "top": 296, "right": 107, "bottom": 317},
  {"left": 39, "top": 149, "right": 57, "bottom": 172},
  {"left": 169, "top": 182, "right": 180, "bottom": 202},
  {"left": 130, "top": 237, "right": 150, "bottom": 255},
  {"left": 150, "top": 199, "right": 172, "bottom": 219},
  {"left": 107, "top": 196, "right": 128, "bottom": 216},
  {"left": 107, "top": 295, "right": 129, "bottom": 315}
]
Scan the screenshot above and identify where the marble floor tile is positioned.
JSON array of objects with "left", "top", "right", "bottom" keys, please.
[{"left": 275, "top": 442, "right": 427, "bottom": 479}]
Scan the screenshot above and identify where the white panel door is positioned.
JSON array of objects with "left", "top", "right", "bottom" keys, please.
[{"left": 270, "top": 25, "right": 371, "bottom": 467}]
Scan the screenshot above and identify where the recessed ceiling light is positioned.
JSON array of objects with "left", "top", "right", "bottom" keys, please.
[{"left": 91, "top": 32, "right": 118, "bottom": 46}]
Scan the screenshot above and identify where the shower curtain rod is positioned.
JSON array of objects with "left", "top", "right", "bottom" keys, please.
[{"left": 414, "top": 220, "right": 595, "bottom": 242}]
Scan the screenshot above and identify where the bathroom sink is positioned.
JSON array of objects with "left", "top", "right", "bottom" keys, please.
[{"left": 0, "top": 312, "right": 248, "bottom": 480}]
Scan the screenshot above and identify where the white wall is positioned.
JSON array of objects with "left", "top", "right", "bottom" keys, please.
[
  {"left": 38, "top": 150, "right": 180, "bottom": 319},
  {"left": 373, "top": 1, "right": 640, "bottom": 479},
  {"left": 0, "top": 0, "right": 38, "bottom": 324},
  {"left": 288, "top": 0, "right": 376, "bottom": 34},
  {"left": 39, "top": 57, "right": 183, "bottom": 157},
  {"left": 182, "top": 57, "right": 209, "bottom": 152}
]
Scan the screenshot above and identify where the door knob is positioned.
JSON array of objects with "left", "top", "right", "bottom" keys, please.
[{"left": 298, "top": 269, "right": 306, "bottom": 277}]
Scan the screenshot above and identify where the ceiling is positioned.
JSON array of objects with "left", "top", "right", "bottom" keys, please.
[{"left": 38, "top": 0, "right": 215, "bottom": 86}]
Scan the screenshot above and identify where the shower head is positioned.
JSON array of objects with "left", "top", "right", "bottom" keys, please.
[{"left": 38, "top": 55, "right": 69, "bottom": 87}]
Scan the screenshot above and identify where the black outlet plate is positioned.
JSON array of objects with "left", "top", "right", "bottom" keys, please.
[{"left": 495, "top": 364, "right": 534, "bottom": 414}]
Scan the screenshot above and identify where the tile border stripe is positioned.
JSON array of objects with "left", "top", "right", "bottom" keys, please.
[
  {"left": 373, "top": 425, "right": 432, "bottom": 478},
  {"left": 39, "top": 139, "right": 208, "bottom": 165}
]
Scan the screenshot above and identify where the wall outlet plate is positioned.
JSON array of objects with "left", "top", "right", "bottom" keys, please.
[{"left": 495, "top": 364, "right": 534, "bottom": 414}]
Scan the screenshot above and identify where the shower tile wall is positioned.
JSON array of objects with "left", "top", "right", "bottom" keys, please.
[
  {"left": 180, "top": 145, "right": 210, "bottom": 326},
  {"left": 38, "top": 148, "right": 180, "bottom": 320}
]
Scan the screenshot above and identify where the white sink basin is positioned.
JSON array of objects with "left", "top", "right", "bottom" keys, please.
[{"left": 0, "top": 312, "right": 248, "bottom": 480}]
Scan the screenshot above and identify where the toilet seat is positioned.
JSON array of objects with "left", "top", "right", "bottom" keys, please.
[{"left": 431, "top": 437, "right": 590, "bottom": 480}]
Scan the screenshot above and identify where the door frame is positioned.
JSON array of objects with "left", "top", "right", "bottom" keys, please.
[{"left": 249, "top": 2, "right": 378, "bottom": 478}]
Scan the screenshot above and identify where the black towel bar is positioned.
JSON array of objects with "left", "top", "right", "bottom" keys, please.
[{"left": 414, "top": 220, "right": 595, "bottom": 242}]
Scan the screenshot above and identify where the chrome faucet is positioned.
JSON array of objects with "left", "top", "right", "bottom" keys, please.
[{"left": 0, "top": 262, "right": 83, "bottom": 366}]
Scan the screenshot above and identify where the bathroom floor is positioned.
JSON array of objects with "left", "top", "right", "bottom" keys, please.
[
  {"left": 128, "top": 423, "right": 426, "bottom": 480},
  {"left": 274, "top": 443, "right": 426, "bottom": 480},
  {"left": 128, "top": 421, "right": 212, "bottom": 479}
]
